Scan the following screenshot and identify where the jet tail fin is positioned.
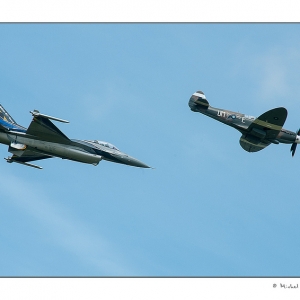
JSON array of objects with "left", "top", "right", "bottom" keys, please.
[
  {"left": 0, "top": 104, "right": 17, "bottom": 124},
  {"left": 0, "top": 104, "right": 26, "bottom": 131}
]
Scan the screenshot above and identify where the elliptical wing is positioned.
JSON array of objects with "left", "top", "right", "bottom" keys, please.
[{"left": 239, "top": 107, "right": 287, "bottom": 153}]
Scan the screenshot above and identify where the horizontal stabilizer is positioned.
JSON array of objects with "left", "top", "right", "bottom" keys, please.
[
  {"left": 7, "top": 148, "right": 52, "bottom": 169},
  {"left": 5, "top": 157, "right": 43, "bottom": 169}
]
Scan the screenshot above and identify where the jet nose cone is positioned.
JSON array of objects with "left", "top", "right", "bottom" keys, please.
[
  {"left": 121, "top": 154, "right": 151, "bottom": 168},
  {"left": 128, "top": 157, "right": 151, "bottom": 168},
  {"left": 111, "top": 152, "right": 151, "bottom": 168}
]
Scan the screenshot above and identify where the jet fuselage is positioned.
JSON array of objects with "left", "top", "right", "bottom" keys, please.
[{"left": 0, "top": 111, "right": 150, "bottom": 169}]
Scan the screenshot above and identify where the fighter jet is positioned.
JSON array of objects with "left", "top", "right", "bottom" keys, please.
[
  {"left": 0, "top": 105, "right": 150, "bottom": 169},
  {"left": 189, "top": 90, "right": 300, "bottom": 156}
]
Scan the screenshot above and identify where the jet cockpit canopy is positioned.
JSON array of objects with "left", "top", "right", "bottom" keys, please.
[{"left": 88, "top": 140, "right": 119, "bottom": 151}]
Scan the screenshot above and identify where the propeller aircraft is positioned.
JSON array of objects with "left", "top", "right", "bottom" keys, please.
[
  {"left": 189, "top": 91, "right": 300, "bottom": 156},
  {"left": 0, "top": 105, "right": 150, "bottom": 169}
]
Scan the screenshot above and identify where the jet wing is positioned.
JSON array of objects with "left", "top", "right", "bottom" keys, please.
[
  {"left": 26, "top": 110, "right": 71, "bottom": 144},
  {"left": 239, "top": 107, "right": 287, "bottom": 153}
]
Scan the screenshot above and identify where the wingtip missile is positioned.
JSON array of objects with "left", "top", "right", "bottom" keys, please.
[{"left": 30, "top": 110, "right": 69, "bottom": 123}]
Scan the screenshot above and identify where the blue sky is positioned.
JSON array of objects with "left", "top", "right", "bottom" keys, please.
[{"left": 1, "top": 24, "right": 300, "bottom": 276}]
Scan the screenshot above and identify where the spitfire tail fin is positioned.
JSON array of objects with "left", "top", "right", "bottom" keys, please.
[{"left": 189, "top": 91, "right": 210, "bottom": 111}]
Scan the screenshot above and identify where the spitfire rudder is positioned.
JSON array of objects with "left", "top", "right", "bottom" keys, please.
[{"left": 189, "top": 91, "right": 210, "bottom": 111}]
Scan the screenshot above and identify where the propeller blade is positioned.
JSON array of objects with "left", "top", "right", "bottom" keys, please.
[
  {"left": 291, "top": 143, "right": 297, "bottom": 157},
  {"left": 290, "top": 128, "right": 300, "bottom": 157}
]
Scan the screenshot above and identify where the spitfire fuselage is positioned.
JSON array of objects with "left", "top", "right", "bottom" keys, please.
[
  {"left": 190, "top": 103, "right": 297, "bottom": 144},
  {"left": 189, "top": 91, "right": 300, "bottom": 154}
]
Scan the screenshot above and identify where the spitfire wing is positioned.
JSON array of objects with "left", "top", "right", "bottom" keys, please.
[
  {"left": 239, "top": 135, "right": 271, "bottom": 152},
  {"left": 248, "top": 107, "right": 287, "bottom": 139},
  {"left": 240, "top": 107, "right": 287, "bottom": 153},
  {"left": 26, "top": 111, "right": 71, "bottom": 144}
]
